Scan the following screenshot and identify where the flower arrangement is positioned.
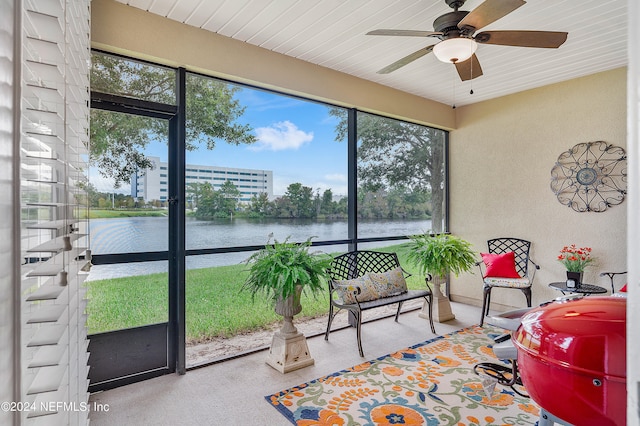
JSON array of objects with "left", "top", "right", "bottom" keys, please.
[{"left": 557, "top": 244, "right": 595, "bottom": 272}]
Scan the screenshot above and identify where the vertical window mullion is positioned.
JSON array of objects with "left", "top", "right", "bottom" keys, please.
[
  {"left": 168, "top": 67, "right": 187, "bottom": 375},
  {"left": 444, "top": 132, "right": 450, "bottom": 233},
  {"left": 348, "top": 108, "right": 357, "bottom": 252}
]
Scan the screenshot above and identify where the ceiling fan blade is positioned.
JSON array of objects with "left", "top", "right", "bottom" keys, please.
[
  {"left": 475, "top": 30, "right": 568, "bottom": 48},
  {"left": 458, "top": 0, "right": 526, "bottom": 31},
  {"left": 367, "top": 29, "right": 443, "bottom": 37},
  {"left": 377, "top": 45, "right": 435, "bottom": 74},
  {"left": 455, "top": 54, "right": 483, "bottom": 81}
]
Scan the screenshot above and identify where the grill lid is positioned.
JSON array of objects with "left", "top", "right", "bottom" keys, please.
[{"left": 513, "top": 295, "right": 626, "bottom": 379}]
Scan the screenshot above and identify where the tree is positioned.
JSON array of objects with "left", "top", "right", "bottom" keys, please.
[
  {"left": 359, "top": 189, "right": 388, "bottom": 219},
  {"left": 193, "top": 181, "right": 241, "bottom": 219},
  {"left": 218, "top": 180, "right": 241, "bottom": 215},
  {"left": 330, "top": 109, "right": 446, "bottom": 233},
  {"left": 249, "top": 192, "right": 272, "bottom": 216},
  {"left": 284, "top": 183, "right": 315, "bottom": 218},
  {"left": 84, "top": 183, "right": 101, "bottom": 208},
  {"left": 90, "top": 53, "right": 257, "bottom": 187},
  {"left": 320, "top": 189, "right": 336, "bottom": 216},
  {"left": 194, "top": 183, "right": 217, "bottom": 219},
  {"left": 335, "top": 196, "right": 348, "bottom": 217},
  {"left": 272, "top": 196, "right": 294, "bottom": 218},
  {"left": 98, "top": 197, "right": 110, "bottom": 209},
  {"left": 186, "top": 182, "right": 204, "bottom": 210}
]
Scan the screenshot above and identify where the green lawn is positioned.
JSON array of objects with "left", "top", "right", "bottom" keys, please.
[
  {"left": 85, "top": 243, "right": 430, "bottom": 344},
  {"left": 84, "top": 209, "right": 167, "bottom": 219}
]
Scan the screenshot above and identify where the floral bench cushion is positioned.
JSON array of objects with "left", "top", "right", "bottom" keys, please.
[
  {"left": 483, "top": 276, "right": 531, "bottom": 288},
  {"left": 333, "top": 266, "right": 408, "bottom": 304},
  {"left": 333, "top": 275, "right": 380, "bottom": 304},
  {"left": 368, "top": 266, "right": 408, "bottom": 298}
]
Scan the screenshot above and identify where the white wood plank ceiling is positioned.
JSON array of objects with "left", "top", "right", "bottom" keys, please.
[{"left": 116, "top": 0, "right": 627, "bottom": 107}]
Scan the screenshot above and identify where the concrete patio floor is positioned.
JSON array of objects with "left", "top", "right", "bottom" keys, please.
[{"left": 89, "top": 301, "right": 484, "bottom": 426}]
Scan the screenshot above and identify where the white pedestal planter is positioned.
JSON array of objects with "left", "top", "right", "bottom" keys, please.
[
  {"left": 266, "top": 330, "right": 314, "bottom": 373},
  {"left": 420, "top": 275, "right": 455, "bottom": 323},
  {"left": 266, "top": 286, "right": 314, "bottom": 373}
]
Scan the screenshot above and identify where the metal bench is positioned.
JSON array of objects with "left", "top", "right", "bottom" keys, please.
[{"left": 324, "top": 250, "right": 436, "bottom": 357}]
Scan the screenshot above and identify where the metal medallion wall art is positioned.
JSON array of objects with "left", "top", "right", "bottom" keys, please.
[{"left": 550, "top": 141, "right": 627, "bottom": 212}]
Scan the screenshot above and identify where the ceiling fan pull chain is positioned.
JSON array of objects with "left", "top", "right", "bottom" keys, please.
[
  {"left": 452, "top": 66, "right": 457, "bottom": 109},
  {"left": 470, "top": 59, "right": 474, "bottom": 95}
]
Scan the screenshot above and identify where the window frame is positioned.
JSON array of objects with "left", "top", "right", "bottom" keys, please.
[{"left": 88, "top": 50, "right": 449, "bottom": 375}]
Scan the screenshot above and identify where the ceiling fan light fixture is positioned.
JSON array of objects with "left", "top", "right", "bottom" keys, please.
[{"left": 433, "top": 38, "right": 478, "bottom": 63}]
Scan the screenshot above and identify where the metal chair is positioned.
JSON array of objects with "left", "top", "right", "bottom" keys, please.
[
  {"left": 599, "top": 271, "right": 627, "bottom": 293},
  {"left": 477, "top": 238, "right": 540, "bottom": 326}
]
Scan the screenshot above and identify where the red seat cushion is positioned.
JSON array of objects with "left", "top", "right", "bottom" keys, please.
[{"left": 481, "top": 252, "right": 521, "bottom": 278}]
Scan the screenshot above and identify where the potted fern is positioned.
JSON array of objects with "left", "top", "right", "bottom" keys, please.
[
  {"left": 243, "top": 236, "right": 331, "bottom": 373},
  {"left": 406, "top": 233, "right": 477, "bottom": 322}
]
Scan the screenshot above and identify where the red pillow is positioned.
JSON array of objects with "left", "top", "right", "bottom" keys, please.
[
  {"left": 620, "top": 284, "right": 627, "bottom": 292},
  {"left": 481, "top": 252, "right": 521, "bottom": 278}
]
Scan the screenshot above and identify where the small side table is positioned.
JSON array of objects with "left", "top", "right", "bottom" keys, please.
[{"left": 548, "top": 282, "right": 608, "bottom": 295}]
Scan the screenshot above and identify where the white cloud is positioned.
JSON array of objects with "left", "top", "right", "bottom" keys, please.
[
  {"left": 324, "top": 173, "right": 347, "bottom": 182},
  {"left": 250, "top": 121, "right": 313, "bottom": 151}
]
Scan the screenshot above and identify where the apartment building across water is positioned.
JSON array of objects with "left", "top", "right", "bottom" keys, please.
[{"left": 132, "top": 156, "right": 273, "bottom": 203}]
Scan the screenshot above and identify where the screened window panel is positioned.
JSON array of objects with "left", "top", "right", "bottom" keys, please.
[{"left": 355, "top": 112, "right": 447, "bottom": 237}]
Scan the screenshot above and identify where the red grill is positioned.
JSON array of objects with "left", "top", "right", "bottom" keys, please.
[{"left": 513, "top": 296, "right": 626, "bottom": 426}]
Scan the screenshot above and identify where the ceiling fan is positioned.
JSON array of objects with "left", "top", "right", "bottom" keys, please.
[{"left": 367, "top": 0, "right": 568, "bottom": 81}]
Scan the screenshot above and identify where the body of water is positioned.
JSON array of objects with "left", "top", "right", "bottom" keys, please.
[{"left": 87, "top": 217, "right": 432, "bottom": 280}]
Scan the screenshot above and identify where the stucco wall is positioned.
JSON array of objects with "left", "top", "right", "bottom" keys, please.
[{"left": 450, "top": 67, "right": 628, "bottom": 310}]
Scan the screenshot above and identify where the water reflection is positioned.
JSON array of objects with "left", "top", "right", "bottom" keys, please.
[{"left": 87, "top": 217, "right": 431, "bottom": 280}]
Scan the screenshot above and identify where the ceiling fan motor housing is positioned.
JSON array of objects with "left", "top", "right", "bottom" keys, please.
[
  {"left": 445, "top": 0, "right": 466, "bottom": 10},
  {"left": 433, "top": 11, "right": 471, "bottom": 39}
]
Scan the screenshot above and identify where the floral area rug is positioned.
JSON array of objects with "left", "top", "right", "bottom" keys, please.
[{"left": 265, "top": 325, "right": 540, "bottom": 425}]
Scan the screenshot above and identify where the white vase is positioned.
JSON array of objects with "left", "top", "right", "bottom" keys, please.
[
  {"left": 274, "top": 285, "right": 303, "bottom": 336},
  {"left": 266, "top": 284, "right": 315, "bottom": 373}
]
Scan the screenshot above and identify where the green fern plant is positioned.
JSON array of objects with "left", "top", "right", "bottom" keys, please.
[
  {"left": 407, "top": 233, "right": 477, "bottom": 278},
  {"left": 243, "top": 236, "right": 332, "bottom": 303}
]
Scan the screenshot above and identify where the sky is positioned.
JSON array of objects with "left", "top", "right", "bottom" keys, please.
[{"left": 92, "top": 84, "right": 349, "bottom": 197}]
